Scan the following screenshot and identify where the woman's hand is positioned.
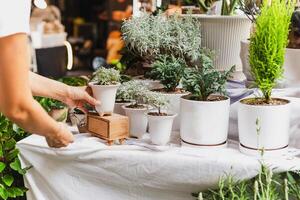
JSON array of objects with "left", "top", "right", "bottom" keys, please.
[
  {"left": 46, "top": 122, "right": 74, "bottom": 148},
  {"left": 62, "top": 86, "right": 100, "bottom": 113}
]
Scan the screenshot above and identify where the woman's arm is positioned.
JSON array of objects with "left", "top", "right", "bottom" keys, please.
[{"left": 0, "top": 33, "right": 73, "bottom": 147}]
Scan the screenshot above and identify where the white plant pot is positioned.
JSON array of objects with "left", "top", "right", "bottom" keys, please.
[
  {"left": 133, "top": 76, "right": 163, "bottom": 90},
  {"left": 114, "top": 102, "right": 128, "bottom": 115},
  {"left": 160, "top": 92, "right": 189, "bottom": 131},
  {"left": 180, "top": 96, "right": 230, "bottom": 147},
  {"left": 238, "top": 98, "right": 291, "bottom": 156},
  {"left": 194, "top": 15, "right": 251, "bottom": 72},
  {"left": 122, "top": 105, "right": 150, "bottom": 138},
  {"left": 241, "top": 40, "right": 300, "bottom": 86},
  {"left": 147, "top": 113, "right": 177, "bottom": 146},
  {"left": 89, "top": 83, "right": 120, "bottom": 116}
]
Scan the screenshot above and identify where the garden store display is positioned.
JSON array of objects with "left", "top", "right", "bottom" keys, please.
[
  {"left": 238, "top": 0, "right": 294, "bottom": 156},
  {"left": 180, "top": 52, "right": 234, "bottom": 147},
  {"left": 145, "top": 92, "right": 176, "bottom": 146},
  {"left": 87, "top": 114, "right": 129, "bottom": 146},
  {"left": 122, "top": 83, "right": 152, "bottom": 138},
  {"left": 89, "top": 67, "right": 121, "bottom": 116},
  {"left": 35, "top": 97, "right": 68, "bottom": 122},
  {"left": 148, "top": 55, "right": 189, "bottom": 131}
]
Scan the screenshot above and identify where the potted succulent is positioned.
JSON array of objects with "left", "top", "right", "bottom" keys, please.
[
  {"left": 145, "top": 92, "right": 177, "bottom": 146},
  {"left": 35, "top": 97, "right": 68, "bottom": 123},
  {"left": 180, "top": 52, "right": 234, "bottom": 147},
  {"left": 148, "top": 55, "right": 189, "bottom": 131},
  {"left": 185, "top": 0, "right": 252, "bottom": 73},
  {"left": 89, "top": 67, "right": 121, "bottom": 116},
  {"left": 238, "top": 0, "right": 294, "bottom": 156},
  {"left": 114, "top": 80, "right": 147, "bottom": 115},
  {"left": 121, "top": 83, "right": 151, "bottom": 138}
]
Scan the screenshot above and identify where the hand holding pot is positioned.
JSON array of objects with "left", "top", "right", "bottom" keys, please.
[{"left": 46, "top": 122, "right": 74, "bottom": 148}]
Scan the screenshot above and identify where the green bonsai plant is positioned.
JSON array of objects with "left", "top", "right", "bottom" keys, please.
[
  {"left": 182, "top": 52, "right": 234, "bottom": 101},
  {"left": 90, "top": 67, "right": 121, "bottom": 85},
  {"left": 184, "top": 0, "right": 238, "bottom": 15},
  {"left": 249, "top": 0, "right": 294, "bottom": 103},
  {"left": 116, "top": 80, "right": 148, "bottom": 103},
  {"left": 123, "top": 82, "right": 151, "bottom": 109},
  {"left": 148, "top": 55, "right": 186, "bottom": 93},
  {"left": 144, "top": 91, "right": 169, "bottom": 115},
  {"left": 0, "top": 113, "right": 30, "bottom": 200}
]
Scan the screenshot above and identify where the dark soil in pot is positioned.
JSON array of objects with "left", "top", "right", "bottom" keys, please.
[
  {"left": 125, "top": 104, "right": 148, "bottom": 109},
  {"left": 152, "top": 88, "right": 187, "bottom": 94},
  {"left": 182, "top": 94, "right": 228, "bottom": 102},
  {"left": 148, "top": 112, "right": 170, "bottom": 116},
  {"left": 241, "top": 98, "right": 290, "bottom": 106}
]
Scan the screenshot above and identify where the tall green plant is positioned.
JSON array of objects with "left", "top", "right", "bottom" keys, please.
[
  {"left": 249, "top": 0, "right": 294, "bottom": 102},
  {"left": 0, "top": 114, "right": 29, "bottom": 200}
]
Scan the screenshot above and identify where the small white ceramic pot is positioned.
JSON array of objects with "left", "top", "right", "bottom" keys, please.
[
  {"left": 180, "top": 95, "right": 230, "bottom": 147},
  {"left": 89, "top": 82, "right": 120, "bottom": 116},
  {"left": 238, "top": 98, "right": 291, "bottom": 156},
  {"left": 159, "top": 92, "right": 189, "bottom": 131},
  {"left": 114, "top": 102, "right": 129, "bottom": 115},
  {"left": 147, "top": 112, "right": 177, "bottom": 146},
  {"left": 122, "top": 105, "right": 150, "bottom": 138},
  {"left": 49, "top": 108, "right": 68, "bottom": 123}
]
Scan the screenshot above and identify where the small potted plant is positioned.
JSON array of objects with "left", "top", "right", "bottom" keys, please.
[
  {"left": 148, "top": 55, "right": 189, "bottom": 131},
  {"left": 114, "top": 80, "right": 147, "bottom": 115},
  {"left": 121, "top": 83, "right": 151, "bottom": 138},
  {"left": 238, "top": 0, "right": 294, "bottom": 156},
  {"left": 35, "top": 97, "right": 68, "bottom": 123},
  {"left": 89, "top": 67, "right": 121, "bottom": 116},
  {"left": 145, "top": 92, "right": 177, "bottom": 146},
  {"left": 180, "top": 52, "right": 234, "bottom": 147}
]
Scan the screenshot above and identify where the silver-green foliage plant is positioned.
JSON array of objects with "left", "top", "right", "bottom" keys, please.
[
  {"left": 91, "top": 67, "right": 120, "bottom": 85},
  {"left": 145, "top": 91, "right": 169, "bottom": 114},
  {"left": 121, "top": 13, "right": 202, "bottom": 63},
  {"left": 116, "top": 80, "right": 148, "bottom": 103},
  {"left": 182, "top": 52, "right": 234, "bottom": 101},
  {"left": 249, "top": 0, "right": 294, "bottom": 102},
  {"left": 148, "top": 55, "right": 186, "bottom": 92}
]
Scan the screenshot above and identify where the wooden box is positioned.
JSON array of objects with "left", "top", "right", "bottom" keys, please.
[{"left": 87, "top": 113, "right": 129, "bottom": 145}]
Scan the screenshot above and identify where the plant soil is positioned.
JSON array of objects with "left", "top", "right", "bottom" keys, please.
[
  {"left": 125, "top": 104, "right": 147, "bottom": 109},
  {"left": 241, "top": 98, "right": 289, "bottom": 106},
  {"left": 183, "top": 95, "right": 228, "bottom": 102},
  {"left": 115, "top": 100, "right": 132, "bottom": 103},
  {"left": 148, "top": 112, "right": 170, "bottom": 116},
  {"left": 153, "top": 88, "right": 186, "bottom": 94}
]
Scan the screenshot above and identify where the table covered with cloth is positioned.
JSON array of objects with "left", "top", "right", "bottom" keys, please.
[{"left": 18, "top": 87, "right": 300, "bottom": 200}]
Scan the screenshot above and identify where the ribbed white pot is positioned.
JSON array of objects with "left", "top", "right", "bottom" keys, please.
[
  {"left": 147, "top": 113, "right": 177, "bottom": 146},
  {"left": 180, "top": 96, "right": 230, "bottom": 147},
  {"left": 159, "top": 92, "right": 189, "bottom": 131},
  {"left": 194, "top": 15, "right": 251, "bottom": 71},
  {"left": 241, "top": 40, "right": 300, "bottom": 86},
  {"left": 114, "top": 102, "right": 128, "bottom": 115},
  {"left": 238, "top": 98, "right": 291, "bottom": 156},
  {"left": 89, "top": 83, "right": 120, "bottom": 116},
  {"left": 122, "top": 105, "right": 150, "bottom": 138}
]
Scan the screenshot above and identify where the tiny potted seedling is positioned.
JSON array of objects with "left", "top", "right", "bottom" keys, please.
[
  {"left": 121, "top": 83, "right": 151, "bottom": 138},
  {"left": 238, "top": 0, "right": 294, "bottom": 156},
  {"left": 115, "top": 80, "right": 147, "bottom": 115},
  {"left": 89, "top": 67, "right": 121, "bottom": 116},
  {"left": 180, "top": 52, "right": 234, "bottom": 148},
  {"left": 36, "top": 97, "right": 68, "bottom": 123},
  {"left": 145, "top": 92, "right": 177, "bottom": 146},
  {"left": 148, "top": 55, "right": 189, "bottom": 131}
]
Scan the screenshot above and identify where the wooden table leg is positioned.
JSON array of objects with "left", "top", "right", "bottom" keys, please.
[
  {"left": 107, "top": 140, "right": 114, "bottom": 146},
  {"left": 119, "top": 138, "right": 126, "bottom": 145}
]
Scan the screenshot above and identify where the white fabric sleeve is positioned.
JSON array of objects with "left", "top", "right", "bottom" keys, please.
[{"left": 0, "top": 0, "right": 31, "bottom": 37}]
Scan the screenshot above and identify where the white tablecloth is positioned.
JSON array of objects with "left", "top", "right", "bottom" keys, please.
[{"left": 18, "top": 88, "right": 300, "bottom": 200}]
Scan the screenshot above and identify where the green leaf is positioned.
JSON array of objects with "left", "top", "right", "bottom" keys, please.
[
  {"left": 7, "top": 187, "right": 26, "bottom": 197},
  {"left": 2, "top": 175, "right": 14, "bottom": 187},
  {"left": 6, "top": 149, "right": 19, "bottom": 161},
  {"left": 0, "top": 187, "right": 8, "bottom": 200},
  {"left": 0, "top": 146, "right": 3, "bottom": 157},
  {"left": 0, "top": 162, "right": 6, "bottom": 172},
  {"left": 3, "top": 138, "right": 16, "bottom": 151},
  {"left": 9, "top": 158, "right": 29, "bottom": 175}
]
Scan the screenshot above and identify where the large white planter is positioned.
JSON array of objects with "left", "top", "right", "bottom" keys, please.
[
  {"left": 122, "top": 105, "right": 150, "bottom": 138},
  {"left": 193, "top": 15, "right": 251, "bottom": 72},
  {"left": 147, "top": 113, "right": 177, "bottom": 146},
  {"left": 89, "top": 83, "right": 120, "bottom": 116},
  {"left": 132, "top": 76, "right": 163, "bottom": 90},
  {"left": 160, "top": 92, "right": 189, "bottom": 131},
  {"left": 180, "top": 96, "right": 230, "bottom": 147},
  {"left": 241, "top": 40, "right": 300, "bottom": 86},
  {"left": 238, "top": 98, "right": 291, "bottom": 156}
]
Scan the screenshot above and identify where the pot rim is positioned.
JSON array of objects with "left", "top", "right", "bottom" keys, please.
[
  {"left": 181, "top": 94, "right": 229, "bottom": 103},
  {"left": 239, "top": 97, "right": 291, "bottom": 107},
  {"left": 88, "top": 82, "right": 121, "bottom": 88},
  {"left": 122, "top": 104, "right": 152, "bottom": 111},
  {"left": 186, "top": 14, "right": 250, "bottom": 20}
]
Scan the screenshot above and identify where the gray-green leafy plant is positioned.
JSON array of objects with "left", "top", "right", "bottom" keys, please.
[
  {"left": 0, "top": 114, "right": 30, "bottom": 200},
  {"left": 249, "top": 0, "right": 294, "bottom": 102},
  {"left": 90, "top": 67, "right": 120, "bottom": 85},
  {"left": 148, "top": 55, "right": 186, "bottom": 92},
  {"left": 122, "top": 13, "right": 202, "bottom": 64},
  {"left": 116, "top": 80, "right": 148, "bottom": 103},
  {"left": 144, "top": 92, "right": 169, "bottom": 114},
  {"left": 184, "top": 0, "right": 238, "bottom": 15},
  {"left": 182, "top": 52, "right": 234, "bottom": 101}
]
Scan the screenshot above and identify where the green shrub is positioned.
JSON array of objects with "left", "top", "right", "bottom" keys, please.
[
  {"left": 249, "top": 0, "right": 294, "bottom": 102},
  {"left": 34, "top": 97, "right": 66, "bottom": 113},
  {"left": 148, "top": 55, "right": 186, "bottom": 92},
  {"left": 116, "top": 80, "right": 149, "bottom": 103},
  {"left": 144, "top": 92, "right": 169, "bottom": 114},
  {"left": 182, "top": 52, "right": 234, "bottom": 101},
  {"left": 90, "top": 68, "right": 120, "bottom": 85},
  {"left": 58, "top": 76, "right": 88, "bottom": 87}
]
